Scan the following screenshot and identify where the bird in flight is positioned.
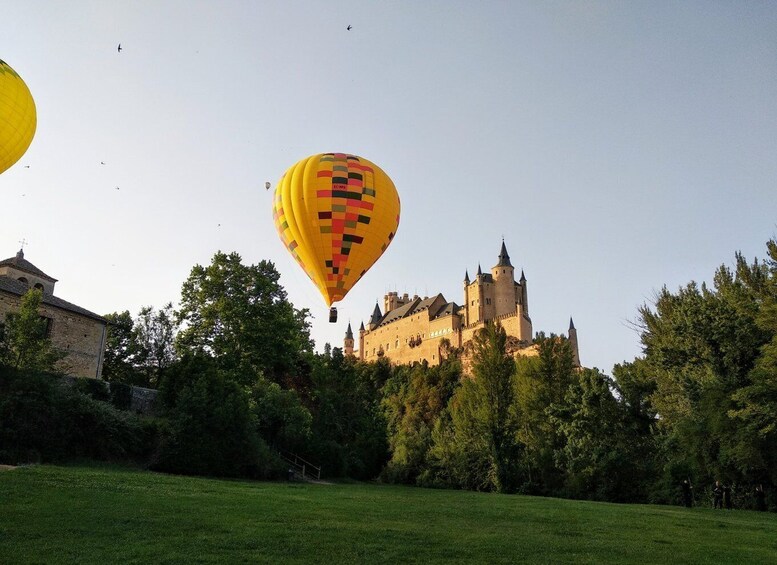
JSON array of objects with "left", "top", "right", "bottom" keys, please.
[
  {"left": 115, "top": 186, "right": 120, "bottom": 190},
  {"left": 265, "top": 181, "right": 271, "bottom": 190},
  {"left": 117, "top": 43, "right": 122, "bottom": 53},
  {"left": 24, "top": 165, "right": 30, "bottom": 168},
  {"left": 100, "top": 161, "right": 105, "bottom": 165},
  {"left": 347, "top": 25, "right": 352, "bottom": 31}
]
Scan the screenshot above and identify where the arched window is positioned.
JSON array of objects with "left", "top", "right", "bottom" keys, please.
[
  {"left": 34, "top": 283, "right": 44, "bottom": 291},
  {"left": 17, "top": 277, "right": 28, "bottom": 285}
]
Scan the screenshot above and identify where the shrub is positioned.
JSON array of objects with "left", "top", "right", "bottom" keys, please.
[{"left": 0, "top": 365, "right": 159, "bottom": 466}]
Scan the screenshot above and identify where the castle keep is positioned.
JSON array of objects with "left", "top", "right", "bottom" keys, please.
[
  {"left": 0, "top": 249, "right": 107, "bottom": 378},
  {"left": 345, "top": 241, "right": 580, "bottom": 367}
]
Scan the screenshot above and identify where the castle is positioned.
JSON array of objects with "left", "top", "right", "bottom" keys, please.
[
  {"left": 344, "top": 241, "right": 580, "bottom": 368},
  {"left": 0, "top": 249, "right": 107, "bottom": 378}
]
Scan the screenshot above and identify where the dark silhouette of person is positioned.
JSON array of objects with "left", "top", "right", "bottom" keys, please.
[
  {"left": 755, "top": 484, "right": 766, "bottom": 512},
  {"left": 713, "top": 481, "right": 724, "bottom": 509},
  {"left": 682, "top": 479, "right": 693, "bottom": 508},
  {"left": 723, "top": 483, "right": 732, "bottom": 510}
]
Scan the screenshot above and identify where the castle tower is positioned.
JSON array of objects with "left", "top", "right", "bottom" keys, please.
[
  {"left": 492, "top": 240, "right": 516, "bottom": 318},
  {"left": 367, "top": 303, "right": 382, "bottom": 331},
  {"left": 358, "top": 321, "right": 365, "bottom": 360},
  {"left": 568, "top": 317, "right": 580, "bottom": 367},
  {"left": 463, "top": 270, "right": 471, "bottom": 326},
  {"left": 344, "top": 322, "right": 354, "bottom": 356}
]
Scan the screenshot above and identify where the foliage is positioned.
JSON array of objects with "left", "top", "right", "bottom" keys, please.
[
  {"left": 306, "top": 351, "right": 389, "bottom": 479},
  {"left": 380, "top": 358, "right": 461, "bottom": 485},
  {"left": 154, "top": 360, "right": 283, "bottom": 479},
  {"left": 0, "top": 289, "right": 64, "bottom": 372},
  {"left": 0, "top": 366, "right": 157, "bottom": 465},
  {"left": 551, "top": 368, "right": 654, "bottom": 502},
  {"left": 102, "top": 306, "right": 178, "bottom": 388},
  {"left": 429, "top": 322, "right": 520, "bottom": 492},
  {"left": 251, "top": 376, "right": 312, "bottom": 453},
  {"left": 175, "top": 251, "right": 312, "bottom": 384},
  {"left": 514, "top": 333, "right": 578, "bottom": 494}
]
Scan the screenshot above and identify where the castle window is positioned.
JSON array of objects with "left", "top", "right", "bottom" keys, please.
[
  {"left": 34, "top": 283, "right": 44, "bottom": 291},
  {"left": 17, "top": 277, "right": 28, "bottom": 285},
  {"left": 395, "top": 340, "right": 399, "bottom": 348}
]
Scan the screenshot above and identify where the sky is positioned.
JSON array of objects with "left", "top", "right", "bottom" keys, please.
[{"left": 2, "top": 1, "right": 776, "bottom": 375}]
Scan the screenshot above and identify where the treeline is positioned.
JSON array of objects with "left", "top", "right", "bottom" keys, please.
[{"left": 1, "top": 242, "right": 776, "bottom": 511}]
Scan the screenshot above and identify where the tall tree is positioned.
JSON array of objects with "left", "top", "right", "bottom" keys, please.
[
  {"left": 133, "top": 303, "right": 178, "bottom": 386},
  {"left": 102, "top": 311, "right": 141, "bottom": 384},
  {"left": 430, "top": 321, "right": 519, "bottom": 493},
  {"left": 175, "top": 252, "right": 312, "bottom": 384},
  {"left": 515, "top": 333, "right": 577, "bottom": 494}
]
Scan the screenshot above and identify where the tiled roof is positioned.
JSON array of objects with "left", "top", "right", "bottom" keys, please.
[
  {"left": 0, "top": 276, "right": 105, "bottom": 322},
  {"left": 0, "top": 250, "right": 57, "bottom": 282},
  {"left": 379, "top": 297, "right": 420, "bottom": 326},
  {"left": 431, "top": 301, "right": 459, "bottom": 319}
]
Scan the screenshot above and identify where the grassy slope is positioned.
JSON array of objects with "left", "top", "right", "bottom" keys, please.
[{"left": 1, "top": 465, "right": 775, "bottom": 564}]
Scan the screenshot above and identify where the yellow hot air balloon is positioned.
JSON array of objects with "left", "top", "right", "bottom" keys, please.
[
  {"left": 0, "top": 59, "right": 36, "bottom": 175},
  {"left": 273, "top": 153, "right": 400, "bottom": 319}
]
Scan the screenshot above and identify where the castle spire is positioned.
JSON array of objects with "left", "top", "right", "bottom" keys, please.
[
  {"left": 477, "top": 263, "right": 482, "bottom": 276},
  {"left": 359, "top": 321, "right": 365, "bottom": 332},
  {"left": 345, "top": 322, "right": 354, "bottom": 340},
  {"left": 464, "top": 270, "right": 470, "bottom": 284},
  {"left": 569, "top": 317, "right": 575, "bottom": 331},
  {"left": 520, "top": 269, "right": 526, "bottom": 282},
  {"left": 496, "top": 239, "right": 512, "bottom": 267},
  {"left": 368, "top": 302, "right": 382, "bottom": 329}
]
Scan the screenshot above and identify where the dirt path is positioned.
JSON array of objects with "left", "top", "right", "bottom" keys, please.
[{"left": 0, "top": 465, "right": 17, "bottom": 471}]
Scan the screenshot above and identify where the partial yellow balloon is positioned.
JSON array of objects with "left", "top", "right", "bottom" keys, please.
[
  {"left": 273, "top": 153, "right": 400, "bottom": 307},
  {"left": 0, "top": 59, "right": 36, "bottom": 175}
]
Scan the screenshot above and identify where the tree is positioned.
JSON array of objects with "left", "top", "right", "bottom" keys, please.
[
  {"left": 133, "top": 303, "right": 178, "bottom": 386},
  {"left": 514, "top": 333, "right": 577, "bottom": 494},
  {"left": 430, "top": 321, "right": 520, "bottom": 493},
  {"left": 551, "top": 368, "right": 653, "bottom": 502},
  {"left": 176, "top": 252, "right": 312, "bottom": 384},
  {"left": 155, "top": 358, "right": 282, "bottom": 479},
  {"left": 102, "top": 311, "right": 141, "bottom": 384},
  {"left": 0, "top": 289, "right": 63, "bottom": 372}
]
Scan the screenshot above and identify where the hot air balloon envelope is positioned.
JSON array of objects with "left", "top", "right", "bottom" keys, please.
[
  {"left": 0, "top": 60, "right": 36, "bottom": 175},
  {"left": 273, "top": 153, "right": 400, "bottom": 307}
]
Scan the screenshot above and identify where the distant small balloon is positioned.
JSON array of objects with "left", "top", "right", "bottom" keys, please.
[
  {"left": 0, "top": 59, "right": 36, "bottom": 176},
  {"left": 265, "top": 181, "right": 271, "bottom": 190}
]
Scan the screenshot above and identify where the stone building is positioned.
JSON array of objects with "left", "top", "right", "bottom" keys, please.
[
  {"left": 0, "top": 249, "right": 107, "bottom": 378},
  {"left": 345, "top": 241, "right": 580, "bottom": 367}
]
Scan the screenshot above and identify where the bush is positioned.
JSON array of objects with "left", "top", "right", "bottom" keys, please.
[
  {"left": 110, "top": 382, "right": 133, "bottom": 411},
  {"left": 0, "top": 365, "right": 159, "bottom": 466},
  {"left": 72, "top": 377, "right": 111, "bottom": 402},
  {"left": 154, "top": 368, "right": 284, "bottom": 479}
]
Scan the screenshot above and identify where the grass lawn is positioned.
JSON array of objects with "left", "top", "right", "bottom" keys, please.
[{"left": 1, "top": 464, "right": 775, "bottom": 564}]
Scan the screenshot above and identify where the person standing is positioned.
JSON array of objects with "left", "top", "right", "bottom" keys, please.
[
  {"left": 682, "top": 479, "right": 693, "bottom": 508},
  {"left": 713, "top": 481, "right": 724, "bottom": 509},
  {"left": 755, "top": 484, "right": 767, "bottom": 512},
  {"left": 723, "top": 483, "right": 732, "bottom": 510}
]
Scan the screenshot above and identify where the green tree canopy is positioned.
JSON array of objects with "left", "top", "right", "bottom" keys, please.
[{"left": 175, "top": 251, "right": 312, "bottom": 384}]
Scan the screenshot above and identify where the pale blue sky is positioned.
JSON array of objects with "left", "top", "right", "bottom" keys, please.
[{"left": 2, "top": 1, "right": 776, "bottom": 373}]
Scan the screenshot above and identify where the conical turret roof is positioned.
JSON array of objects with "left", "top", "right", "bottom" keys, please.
[
  {"left": 369, "top": 303, "right": 383, "bottom": 326},
  {"left": 345, "top": 322, "right": 354, "bottom": 340},
  {"left": 496, "top": 240, "right": 512, "bottom": 267}
]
